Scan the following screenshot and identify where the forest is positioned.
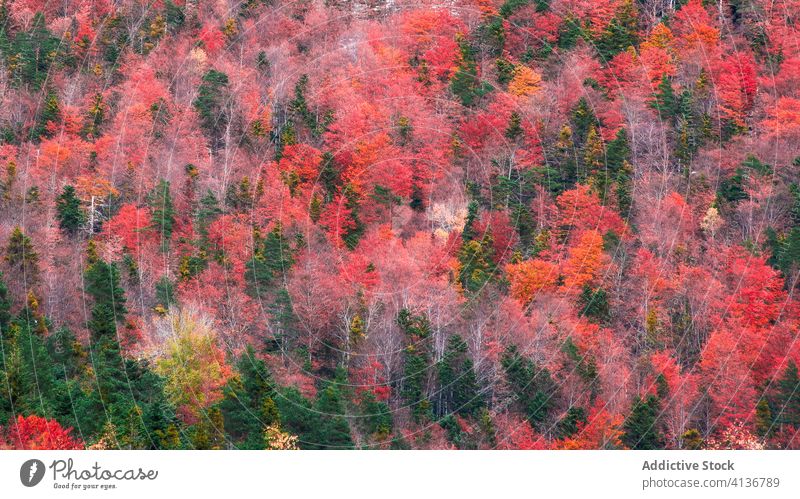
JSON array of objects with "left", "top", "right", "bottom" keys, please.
[{"left": 0, "top": 0, "right": 799, "bottom": 450}]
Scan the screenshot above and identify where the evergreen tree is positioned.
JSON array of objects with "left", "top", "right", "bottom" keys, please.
[
  {"left": 451, "top": 38, "right": 490, "bottom": 107},
  {"left": 651, "top": 74, "right": 678, "bottom": 121},
  {"left": 84, "top": 258, "right": 127, "bottom": 315},
  {"left": 583, "top": 125, "right": 606, "bottom": 193},
  {"left": 83, "top": 93, "right": 105, "bottom": 138},
  {"left": 358, "top": 390, "right": 392, "bottom": 437},
  {"left": 558, "top": 406, "right": 587, "bottom": 438},
  {"left": 462, "top": 200, "right": 480, "bottom": 242},
  {"left": 622, "top": 395, "right": 663, "bottom": 449},
  {"left": 458, "top": 235, "right": 496, "bottom": 294},
  {"left": 56, "top": 185, "right": 86, "bottom": 235},
  {"left": 8, "top": 13, "right": 62, "bottom": 89},
  {"left": 267, "top": 288, "right": 298, "bottom": 353},
  {"left": 579, "top": 285, "right": 610, "bottom": 323},
  {"left": 195, "top": 190, "right": 222, "bottom": 238},
  {"left": 219, "top": 346, "right": 278, "bottom": 448},
  {"left": 155, "top": 276, "right": 176, "bottom": 311},
  {"left": 561, "top": 336, "right": 599, "bottom": 386},
  {"left": 308, "top": 380, "right": 354, "bottom": 449},
  {"left": 192, "top": 406, "right": 226, "bottom": 449},
  {"left": 605, "top": 128, "right": 630, "bottom": 175},
  {"left": 398, "top": 309, "right": 433, "bottom": 423},
  {"left": 436, "top": 334, "right": 483, "bottom": 417},
  {"left": 148, "top": 179, "right": 176, "bottom": 251},
  {"left": 245, "top": 224, "right": 294, "bottom": 295},
  {"left": 289, "top": 74, "right": 332, "bottom": 137},
  {"left": 595, "top": 0, "right": 639, "bottom": 61},
  {"left": 505, "top": 112, "right": 524, "bottom": 142},
  {"left": 2, "top": 318, "right": 63, "bottom": 419},
  {"left": 31, "top": 91, "right": 60, "bottom": 140},
  {"left": 46, "top": 326, "right": 83, "bottom": 379},
  {"left": 571, "top": 97, "right": 599, "bottom": 146},
  {"left": 501, "top": 345, "right": 557, "bottom": 427},
  {"left": 773, "top": 360, "right": 800, "bottom": 428},
  {"left": 4, "top": 226, "right": 39, "bottom": 283},
  {"left": 789, "top": 184, "right": 800, "bottom": 227},
  {"left": 717, "top": 168, "right": 748, "bottom": 205},
  {"left": 0, "top": 271, "right": 10, "bottom": 333},
  {"left": 778, "top": 228, "right": 800, "bottom": 280},
  {"left": 224, "top": 177, "right": 253, "bottom": 211},
  {"left": 755, "top": 398, "right": 772, "bottom": 436},
  {"left": 553, "top": 124, "right": 578, "bottom": 192},
  {"left": 193, "top": 69, "right": 229, "bottom": 146}
]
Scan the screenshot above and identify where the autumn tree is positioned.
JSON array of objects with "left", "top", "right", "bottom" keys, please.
[
  {"left": 156, "top": 309, "right": 233, "bottom": 423},
  {"left": 2, "top": 415, "right": 82, "bottom": 450}
]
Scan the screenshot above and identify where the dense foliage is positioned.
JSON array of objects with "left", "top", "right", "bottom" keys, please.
[{"left": 0, "top": 0, "right": 799, "bottom": 449}]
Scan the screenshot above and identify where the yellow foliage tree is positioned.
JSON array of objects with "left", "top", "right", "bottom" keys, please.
[
  {"left": 506, "top": 259, "right": 559, "bottom": 303},
  {"left": 156, "top": 309, "right": 233, "bottom": 423},
  {"left": 508, "top": 65, "right": 542, "bottom": 97}
]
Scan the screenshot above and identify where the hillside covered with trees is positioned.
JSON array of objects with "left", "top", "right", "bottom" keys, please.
[{"left": 1, "top": 0, "right": 800, "bottom": 449}]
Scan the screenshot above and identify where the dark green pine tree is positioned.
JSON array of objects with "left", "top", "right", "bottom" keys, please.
[
  {"left": 605, "top": 128, "right": 630, "bottom": 175},
  {"left": 192, "top": 406, "right": 226, "bottom": 449},
  {"left": 398, "top": 309, "right": 433, "bottom": 423},
  {"left": 245, "top": 224, "right": 294, "bottom": 295},
  {"left": 461, "top": 200, "right": 480, "bottom": 242},
  {"left": 56, "top": 185, "right": 86, "bottom": 235},
  {"left": 196, "top": 190, "right": 222, "bottom": 239},
  {"left": 717, "top": 168, "right": 748, "bottom": 206},
  {"left": 650, "top": 74, "right": 678, "bottom": 121},
  {"left": 79, "top": 255, "right": 177, "bottom": 446},
  {"left": 778, "top": 228, "right": 800, "bottom": 280},
  {"left": 570, "top": 97, "right": 600, "bottom": 146},
  {"left": 505, "top": 112, "right": 524, "bottom": 142},
  {"left": 155, "top": 275, "right": 176, "bottom": 310},
  {"left": 341, "top": 184, "right": 365, "bottom": 250},
  {"left": 84, "top": 257, "right": 127, "bottom": 316},
  {"left": 789, "top": 183, "right": 800, "bottom": 226},
  {"left": 773, "top": 360, "right": 800, "bottom": 428},
  {"left": 622, "top": 395, "right": 664, "bottom": 449},
  {"left": 457, "top": 234, "right": 496, "bottom": 294},
  {"left": 308, "top": 379, "right": 354, "bottom": 449},
  {"left": 9, "top": 12, "right": 62, "bottom": 89},
  {"left": 4, "top": 226, "right": 39, "bottom": 283},
  {"left": 579, "top": 285, "right": 610, "bottom": 323},
  {"left": 552, "top": 124, "right": 579, "bottom": 193},
  {"left": 558, "top": 406, "right": 588, "bottom": 438},
  {"left": 764, "top": 226, "right": 782, "bottom": 269},
  {"left": 219, "top": 346, "right": 278, "bottom": 448},
  {"left": 31, "top": 91, "right": 60, "bottom": 140},
  {"left": 0, "top": 271, "right": 11, "bottom": 333},
  {"left": 148, "top": 179, "right": 176, "bottom": 251},
  {"left": 46, "top": 326, "right": 83, "bottom": 380},
  {"left": 2, "top": 317, "right": 63, "bottom": 419},
  {"left": 289, "top": 74, "right": 331, "bottom": 137},
  {"left": 500, "top": 345, "right": 557, "bottom": 427},
  {"left": 436, "top": 334, "right": 483, "bottom": 417},
  {"left": 358, "top": 390, "right": 392, "bottom": 437},
  {"left": 675, "top": 90, "right": 698, "bottom": 168},
  {"left": 450, "top": 38, "right": 490, "bottom": 107},
  {"left": 193, "top": 69, "right": 229, "bottom": 145},
  {"left": 595, "top": 0, "right": 639, "bottom": 61},
  {"left": 266, "top": 287, "right": 298, "bottom": 353}
]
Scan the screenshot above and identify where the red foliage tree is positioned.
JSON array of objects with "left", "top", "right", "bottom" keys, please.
[{"left": 3, "top": 415, "right": 83, "bottom": 450}]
